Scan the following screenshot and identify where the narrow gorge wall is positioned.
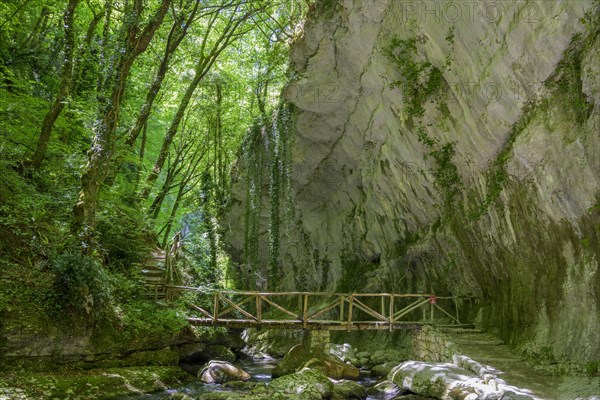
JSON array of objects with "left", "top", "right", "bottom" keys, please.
[{"left": 223, "top": 0, "right": 600, "bottom": 366}]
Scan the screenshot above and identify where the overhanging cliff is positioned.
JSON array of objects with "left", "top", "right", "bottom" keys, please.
[{"left": 223, "top": 0, "right": 600, "bottom": 366}]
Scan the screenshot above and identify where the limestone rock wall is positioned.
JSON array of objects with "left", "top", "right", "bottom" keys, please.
[{"left": 223, "top": 0, "right": 600, "bottom": 365}]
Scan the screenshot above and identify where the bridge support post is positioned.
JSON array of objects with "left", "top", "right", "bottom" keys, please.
[{"left": 302, "top": 330, "right": 330, "bottom": 354}]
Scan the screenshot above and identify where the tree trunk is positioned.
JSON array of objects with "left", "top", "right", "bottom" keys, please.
[
  {"left": 27, "top": 0, "right": 79, "bottom": 169},
  {"left": 73, "top": 4, "right": 103, "bottom": 95},
  {"left": 140, "top": 8, "right": 254, "bottom": 199},
  {"left": 139, "top": 66, "right": 204, "bottom": 200},
  {"left": 133, "top": 121, "right": 148, "bottom": 190},
  {"left": 72, "top": 0, "right": 171, "bottom": 239},
  {"left": 149, "top": 161, "right": 178, "bottom": 219},
  {"left": 161, "top": 182, "right": 185, "bottom": 247},
  {"left": 102, "top": 1, "right": 202, "bottom": 188}
]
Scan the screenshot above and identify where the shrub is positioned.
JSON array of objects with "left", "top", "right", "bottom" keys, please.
[
  {"left": 119, "top": 300, "right": 188, "bottom": 340},
  {"left": 49, "top": 250, "right": 113, "bottom": 322}
]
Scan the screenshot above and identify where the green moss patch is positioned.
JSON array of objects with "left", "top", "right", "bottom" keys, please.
[{"left": 0, "top": 366, "right": 192, "bottom": 400}]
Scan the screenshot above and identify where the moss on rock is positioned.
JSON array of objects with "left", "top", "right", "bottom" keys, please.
[{"left": 0, "top": 366, "right": 192, "bottom": 399}]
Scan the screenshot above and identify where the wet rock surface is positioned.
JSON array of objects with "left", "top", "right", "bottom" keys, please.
[
  {"left": 198, "top": 361, "right": 251, "bottom": 384},
  {"left": 388, "top": 357, "right": 536, "bottom": 400},
  {"left": 269, "top": 368, "right": 334, "bottom": 400},
  {"left": 331, "top": 379, "right": 368, "bottom": 400},
  {"left": 273, "top": 344, "right": 359, "bottom": 380}
]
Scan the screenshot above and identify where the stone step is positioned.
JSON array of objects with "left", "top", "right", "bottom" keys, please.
[
  {"left": 143, "top": 276, "right": 165, "bottom": 283},
  {"left": 141, "top": 269, "right": 164, "bottom": 276},
  {"left": 142, "top": 263, "right": 165, "bottom": 270}
]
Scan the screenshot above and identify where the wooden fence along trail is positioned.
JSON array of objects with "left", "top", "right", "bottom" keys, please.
[{"left": 163, "top": 286, "right": 474, "bottom": 331}]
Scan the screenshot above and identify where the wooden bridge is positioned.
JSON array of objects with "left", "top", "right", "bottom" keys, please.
[{"left": 163, "top": 286, "right": 474, "bottom": 331}]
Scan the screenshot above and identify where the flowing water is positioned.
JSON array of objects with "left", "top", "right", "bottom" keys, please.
[{"left": 125, "top": 358, "right": 398, "bottom": 399}]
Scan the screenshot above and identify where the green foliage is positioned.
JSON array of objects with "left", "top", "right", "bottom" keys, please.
[
  {"left": 242, "top": 120, "right": 266, "bottom": 284},
  {"left": 97, "top": 186, "right": 155, "bottom": 272},
  {"left": 552, "top": 8, "right": 599, "bottom": 125},
  {"left": 0, "top": 260, "right": 53, "bottom": 318},
  {"left": 48, "top": 250, "right": 113, "bottom": 322},
  {"left": 385, "top": 35, "right": 461, "bottom": 214},
  {"left": 385, "top": 36, "right": 444, "bottom": 119},
  {"left": 416, "top": 127, "right": 462, "bottom": 213},
  {"left": 585, "top": 360, "right": 600, "bottom": 377},
  {"left": 119, "top": 300, "right": 188, "bottom": 340},
  {"left": 178, "top": 209, "right": 230, "bottom": 289},
  {"left": 336, "top": 252, "right": 377, "bottom": 293},
  {"left": 0, "top": 0, "right": 306, "bottom": 341},
  {"left": 445, "top": 26, "right": 455, "bottom": 45}
]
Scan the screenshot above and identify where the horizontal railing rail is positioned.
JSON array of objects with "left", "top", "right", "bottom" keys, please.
[{"left": 164, "top": 286, "right": 475, "bottom": 331}]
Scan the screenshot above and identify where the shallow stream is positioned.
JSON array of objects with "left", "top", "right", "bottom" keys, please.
[{"left": 126, "top": 358, "right": 396, "bottom": 399}]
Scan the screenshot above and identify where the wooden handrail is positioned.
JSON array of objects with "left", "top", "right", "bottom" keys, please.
[
  {"left": 166, "top": 286, "right": 476, "bottom": 330},
  {"left": 164, "top": 285, "right": 472, "bottom": 299}
]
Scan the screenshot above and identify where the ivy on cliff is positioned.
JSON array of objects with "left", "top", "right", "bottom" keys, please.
[{"left": 386, "top": 34, "right": 463, "bottom": 214}]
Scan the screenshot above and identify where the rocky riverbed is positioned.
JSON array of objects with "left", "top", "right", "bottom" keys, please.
[{"left": 2, "top": 333, "right": 599, "bottom": 399}]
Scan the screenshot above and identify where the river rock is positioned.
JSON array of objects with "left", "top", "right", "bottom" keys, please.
[
  {"left": 371, "top": 349, "right": 405, "bottom": 366},
  {"left": 194, "top": 345, "right": 236, "bottom": 363},
  {"left": 329, "top": 343, "right": 356, "bottom": 363},
  {"left": 223, "top": 380, "right": 257, "bottom": 390},
  {"left": 371, "top": 362, "right": 397, "bottom": 377},
  {"left": 331, "top": 379, "right": 368, "bottom": 400},
  {"left": 178, "top": 342, "right": 206, "bottom": 361},
  {"left": 198, "top": 361, "right": 251, "bottom": 384},
  {"left": 388, "top": 360, "right": 535, "bottom": 400},
  {"left": 269, "top": 368, "right": 334, "bottom": 400},
  {"left": 355, "top": 351, "right": 372, "bottom": 368},
  {"left": 370, "top": 380, "right": 402, "bottom": 396},
  {"left": 273, "top": 344, "right": 359, "bottom": 380},
  {"left": 302, "top": 357, "right": 360, "bottom": 380}
]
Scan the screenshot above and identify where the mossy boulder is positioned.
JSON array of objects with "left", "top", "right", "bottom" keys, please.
[
  {"left": 223, "top": 380, "right": 257, "bottom": 390},
  {"left": 273, "top": 344, "right": 359, "bottom": 380},
  {"left": 301, "top": 358, "right": 359, "bottom": 380},
  {"left": 191, "top": 344, "right": 236, "bottom": 363},
  {"left": 370, "top": 362, "right": 396, "bottom": 377},
  {"left": 389, "top": 361, "right": 468, "bottom": 398},
  {"left": 388, "top": 360, "right": 535, "bottom": 400},
  {"left": 269, "top": 368, "right": 333, "bottom": 400},
  {"left": 355, "top": 351, "right": 371, "bottom": 368},
  {"left": 370, "top": 350, "right": 405, "bottom": 366},
  {"left": 331, "top": 379, "right": 367, "bottom": 400},
  {"left": 0, "top": 366, "right": 192, "bottom": 399},
  {"left": 197, "top": 392, "right": 306, "bottom": 400}
]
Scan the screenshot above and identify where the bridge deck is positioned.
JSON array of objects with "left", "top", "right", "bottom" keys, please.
[{"left": 187, "top": 318, "right": 475, "bottom": 330}]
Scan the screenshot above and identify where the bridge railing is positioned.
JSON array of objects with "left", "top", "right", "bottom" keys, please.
[{"left": 164, "top": 286, "right": 474, "bottom": 330}]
